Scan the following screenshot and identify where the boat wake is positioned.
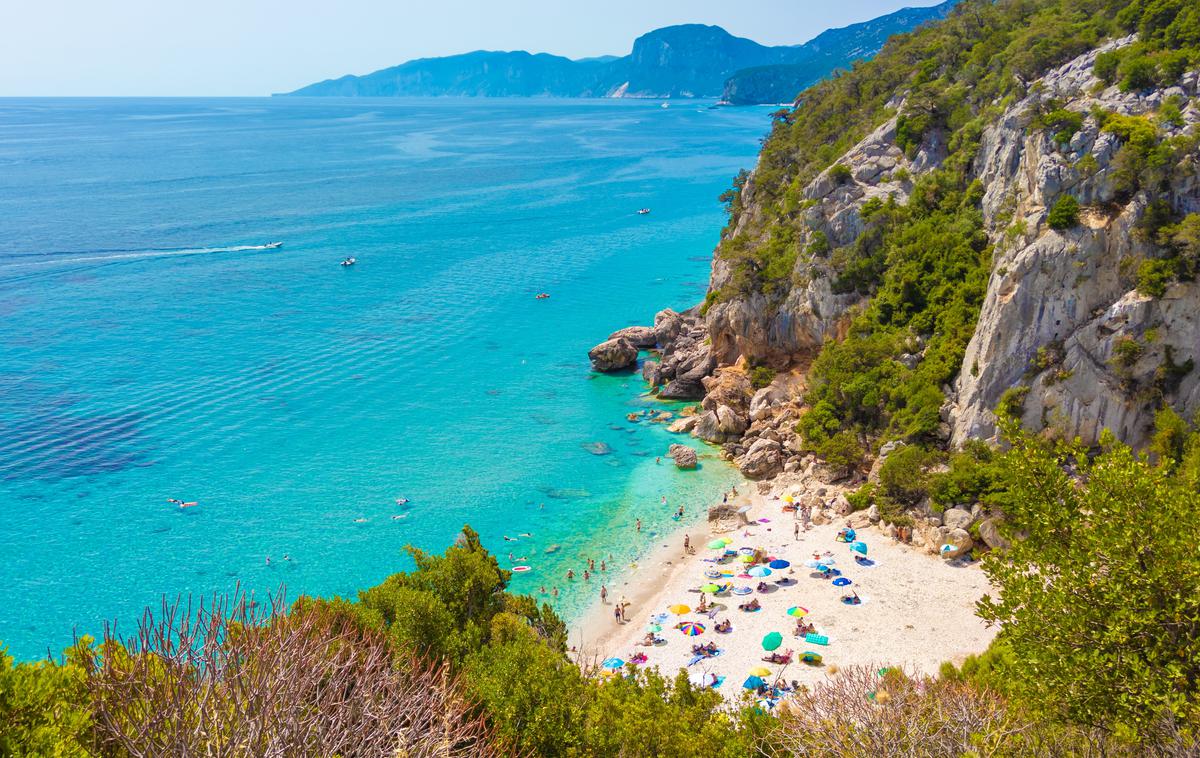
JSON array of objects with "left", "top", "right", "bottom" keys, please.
[{"left": 0, "top": 243, "right": 280, "bottom": 270}]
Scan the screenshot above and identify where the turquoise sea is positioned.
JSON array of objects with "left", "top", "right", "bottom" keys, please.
[{"left": 0, "top": 98, "right": 768, "bottom": 659}]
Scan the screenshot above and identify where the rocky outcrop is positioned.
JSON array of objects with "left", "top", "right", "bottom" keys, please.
[
  {"left": 949, "top": 41, "right": 1200, "bottom": 448},
  {"left": 668, "top": 444, "right": 698, "bottom": 469},
  {"left": 588, "top": 338, "right": 638, "bottom": 371},
  {"left": 608, "top": 325, "right": 658, "bottom": 348}
]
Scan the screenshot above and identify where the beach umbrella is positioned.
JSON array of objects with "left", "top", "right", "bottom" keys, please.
[
  {"left": 719, "top": 537, "right": 733, "bottom": 545},
  {"left": 802, "top": 559, "right": 822, "bottom": 569},
  {"left": 601, "top": 657, "right": 625, "bottom": 669},
  {"left": 850, "top": 541, "right": 868, "bottom": 556},
  {"left": 700, "top": 583, "right": 721, "bottom": 593},
  {"left": 832, "top": 577, "right": 852, "bottom": 587},
  {"left": 679, "top": 622, "right": 706, "bottom": 636},
  {"left": 748, "top": 666, "right": 773, "bottom": 677},
  {"left": 669, "top": 604, "right": 691, "bottom": 615},
  {"left": 742, "top": 675, "right": 766, "bottom": 690},
  {"left": 732, "top": 586, "right": 753, "bottom": 595},
  {"left": 748, "top": 566, "right": 772, "bottom": 578},
  {"left": 787, "top": 606, "right": 809, "bottom": 617},
  {"left": 940, "top": 544, "right": 955, "bottom": 553},
  {"left": 740, "top": 554, "right": 756, "bottom": 563},
  {"left": 782, "top": 495, "right": 794, "bottom": 503},
  {"left": 738, "top": 547, "right": 755, "bottom": 555},
  {"left": 768, "top": 559, "right": 790, "bottom": 569},
  {"left": 815, "top": 564, "right": 831, "bottom": 573},
  {"left": 646, "top": 623, "right": 663, "bottom": 633},
  {"left": 707, "top": 539, "right": 726, "bottom": 550},
  {"left": 762, "top": 632, "right": 783, "bottom": 651}
]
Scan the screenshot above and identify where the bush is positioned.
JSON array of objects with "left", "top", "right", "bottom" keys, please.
[
  {"left": 997, "top": 386, "right": 1029, "bottom": 419},
  {"left": 1047, "top": 195, "right": 1080, "bottom": 229},
  {"left": 815, "top": 430, "right": 865, "bottom": 472},
  {"left": 1093, "top": 50, "right": 1122, "bottom": 83},
  {"left": 1118, "top": 54, "right": 1159, "bottom": 91},
  {"left": 828, "top": 163, "right": 853, "bottom": 185},
  {"left": 878, "top": 445, "right": 940, "bottom": 505},
  {"left": 1136, "top": 257, "right": 1177, "bottom": 297},
  {"left": 749, "top": 365, "right": 777, "bottom": 389}
]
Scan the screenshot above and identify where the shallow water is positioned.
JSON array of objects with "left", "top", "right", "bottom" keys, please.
[{"left": 0, "top": 97, "right": 769, "bottom": 658}]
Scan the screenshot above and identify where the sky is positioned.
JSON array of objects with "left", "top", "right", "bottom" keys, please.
[{"left": 1, "top": 1, "right": 944, "bottom": 96}]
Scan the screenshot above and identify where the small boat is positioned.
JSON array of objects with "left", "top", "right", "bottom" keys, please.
[
  {"left": 264, "top": 241, "right": 283, "bottom": 249},
  {"left": 661, "top": 103, "right": 669, "bottom": 109},
  {"left": 340, "top": 257, "right": 356, "bottom": 267},
  {"left": 535, "top": 293, "right": 550, "bottom": 299},
  {"left": 637, "top": 208, "right": 651, "bottom": 215}
]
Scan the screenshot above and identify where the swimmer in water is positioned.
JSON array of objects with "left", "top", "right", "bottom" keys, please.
[
  {"left": 503, "top": 535, "right": 518, "bottom": 542},
  {"left": 519, "top": 532, "right": 532, "bottom": 537},
  {"left": 395, "top": 497, "right": 410, "bottom": 506},
  {"left": 354, "top": 518, "right": 367, "bottom": 523},
  {"left": 265, "top": 555, "right": 271, "bottom": 565},
  {"left": 391, "top": 514, "right": 407, "bottom": 520}
]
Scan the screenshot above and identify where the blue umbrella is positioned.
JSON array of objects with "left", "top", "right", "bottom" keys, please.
[
  {"left": 832, "top": 577, "right": 852, "bottom": 587},
  {"left": 743, "top": 675, "right": 766, "bottom": 690},
  {"left": 748, "top": 566, "right": 772, "bottom": 578},
  {"left": 850, "top": 541, "right": 868, "bottom": 556},
  {"left": 601, "top": 657, "right": 625, "bottom": 669},
  {"left": 768, "top": 559, "right": 790, "bottom": 569}
]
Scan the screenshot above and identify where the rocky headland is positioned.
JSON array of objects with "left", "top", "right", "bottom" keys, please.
[{"left": 591, "top": 38, "right": 1200, "bottom": 558}]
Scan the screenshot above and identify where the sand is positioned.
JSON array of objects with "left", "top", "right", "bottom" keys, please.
[{"left": 569, "top": 489, "right": 997, "bottom": 698}]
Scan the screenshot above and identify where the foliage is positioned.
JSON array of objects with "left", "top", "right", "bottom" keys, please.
[
  {"left": 1137, "top": 256, "right": 1176, "bottom": 297},
  {"left": 878, "top": 444, "right": 940, "bottom": 506},
  {"left": 749, "top": 364, "right": 777, "bottom": 389},
  {"left": 1046, "top": 194, "right": 1080, "bottom": 230},
  {"left": 977, "top": 422, "right": 1200, "bottom": 737},
  {"left": 0, "top": 643, "right": 93, "bottom": 757},
  {"left": 928, "top": 440, "right": 1005, "bottom": 510}
]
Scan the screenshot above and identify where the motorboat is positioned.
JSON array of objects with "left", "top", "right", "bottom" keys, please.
[
  {"left": 637, "top": 208, "right": 651, "bottom": 215},
  {"left": 340, "top": 257, "right": 356, "bottom": 267},
  {"left": 264, "top": 241, "right": 283, "bottom": 249}
]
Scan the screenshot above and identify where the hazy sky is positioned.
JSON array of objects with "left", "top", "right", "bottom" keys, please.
[{"left": 1, "top": 1, "right": 943, "bottom": 96}]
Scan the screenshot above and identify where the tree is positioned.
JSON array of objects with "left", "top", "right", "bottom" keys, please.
[
  {"left": 1047, "top": 194, "right": 1080, "bottom": 229},
  {"left": 0, "top": 642, "right": 93, "bottom": 757},
  {"left": 977, "top": 425, "right": 1200, "bottom": 736}
]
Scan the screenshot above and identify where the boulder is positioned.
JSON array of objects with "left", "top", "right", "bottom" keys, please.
[
  {"left": 659, "top": 377, "right": 706, "bottom": 399},
  {"left": 653, "top": 308, "right": 686, "bottom": 346},
  {"left": 749, "top": 384, "right": 788, "bottom": 420},
  {"left": 847, "top": 511, "right": 871, "bottom": 529},
  {"left": 693, "top": 411, "right": 725, "bottom": 443},
  {"left": 708, "top": 502, "right": 739, "bottom": 522},
  {"left": 738, "top": 437, "right": 783, "bottom": 479},
  {"left": 978, "top": 517, "right": 1010, "bottom": 550},
  {"left": 715, "top": 404, "right": 749, "bottom": 436},
  {"left": 668, "top": 416, "right": 699, "bottom": 434},
  {"left": 941, "top": 507, "right": 975, "bottom": 531},
  {"left": 866, "top": 503, "right": 880, "bottom": 524},
  {"left": 942, "top": 528, "right": 974, "bottom": 559},
  {"left": 868, "top": 440, "right": 905, "bottom": 484},
  {"left": 668, "top": 444, "right": 698, "bottom": 469},
  {"left": 642, "top": 360, "right": 662, "bottom": 387},
  {"left": 651, "top": 411, "right": 673, "bottom": 423},
  {"left": 609, "top": 325, "right": 658, "bottom": 348},
  {"left": 588, "top": 338, "right": 638, "bottom": 371},
  {"left": 582, "top": 441, "right": 613, "bottom": 455}
]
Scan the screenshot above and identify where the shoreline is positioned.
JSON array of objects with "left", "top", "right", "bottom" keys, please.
[{"left": 568, "top": 482, "right": 998, "bottom": 699}]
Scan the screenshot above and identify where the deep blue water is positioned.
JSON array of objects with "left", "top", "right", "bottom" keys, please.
[{"left": 0, "top": 97, "right": 768, "bottom": 659}]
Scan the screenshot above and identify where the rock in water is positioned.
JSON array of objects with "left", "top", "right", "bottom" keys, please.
[
  {"left": 582, "top": 441, "right": 613, "bottom": 455},
  {"left": 608, "top": 325, "right": 658, "bottom": 348},
  {"left": 668, "top": 443, "right": 698, "bottom": 469},
  {"left": 588, "top": 337, "right": 638, "bottom": 371}
]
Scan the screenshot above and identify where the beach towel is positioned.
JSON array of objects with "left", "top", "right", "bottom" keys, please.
[
  {"left": 805, "top": 633, "right": 829, "bottom": 646},
  {"left": 712, "top": 675, "right": 726, "bottom": 689}
]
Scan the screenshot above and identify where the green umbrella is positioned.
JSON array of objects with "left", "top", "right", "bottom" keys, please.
[
  {"left": 707, "top": 539, "right": 727, "bottom": 550},
  {"left": 762, "top": 632, "right": 783, "bottom": 651},
  {"left": 700, "top": 583, "right": 720, "bottom": 593},
  {"left": 646, "top": 624, "right": 663, "bottom": 633}
]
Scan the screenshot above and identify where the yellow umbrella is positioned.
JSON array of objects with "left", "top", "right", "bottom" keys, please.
[
  {"left": 740, "top": 554, "right": 756, "bottom": 563},
  {"left": 719, "top": 537, "right": 733, "bottom": 545},
  {"left": 782, "top": 495, "right": 794, "bottom": 504},
  {"left": 669, "top": 604, "right": 691, "bottom": 615},
  {"left": 748, "top": 666, "right": 773, "bottom": 677}
]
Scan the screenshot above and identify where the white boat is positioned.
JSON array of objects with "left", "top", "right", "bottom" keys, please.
[
  {"left": 637, "top": 208, "right": 651, "bottom": 215},
  {"left": 661, "top": 103, "right": 669, "bottom": 109},
  {"left": 264, "top": 241, "right": 283, "bottom": 249},
  {"left": 340, "top": 257, "right": 356, "bottom": 267}
]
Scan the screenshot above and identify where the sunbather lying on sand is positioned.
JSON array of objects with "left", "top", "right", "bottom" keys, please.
[
  {"left": 714, "top": 618, "right": 732, "bottom": 633},
  {"left": 738, "top": 598, "right": 761, "bottom": 612}
]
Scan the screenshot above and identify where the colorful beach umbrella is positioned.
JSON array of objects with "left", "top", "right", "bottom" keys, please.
[
  {"left": 707, "top": 539, "right": 726, "bottom": 550},
  {"left": 601, "top": 657, "right": 625, "bottom": 669},
  {"left": 700, "top": 583, "right": 721, "bottom": 593},
  {"left": 850, "top": 541, "right": 868, "bottom": 556},
  {"left": 669, "top": 604, "right": 691, "bottom": 615},
  {"left": 762, "top": 632, "right": 783, "bottom": 651},
  {"left": 732, "top": 586, "right": 753, "bottom": 595},
  {"left": 748, "top": 666, "right": 773, "bottom": 677},
  {"left": 787, "top": 606, "right": 809, "bottom": 617},
  {"left": 768, "top": 559, "right": 790, "bottom": 569},
  {"left": 748, "top": 566, "right": 772, "bottom": 578},
  {"left": 679, "top": 622, "right": 705, "bottom": 636},
  {"left": 743, "top": 675, "right": 766, "bottom": 690},
  {"left": 646, "top": 623, "right": 663, "bottom": 633}
]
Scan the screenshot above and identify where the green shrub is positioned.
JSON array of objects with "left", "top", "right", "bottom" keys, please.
[
  {"left": 1118, "top": 54, "right": 1159, "bottom": 91},
  {"left": 878, "top": 444, "right": 940, "bottom": 505},
  {"left": 815, "top": 430, "right": 865, "bottom": 472},
  {"left": 845, "top": 482, "right": 877, "bottom": 511},
  {"left": 828, "top": 163, "right": 853, "bottom": 185},
  {"left": 1136, "top": 257, "right": 1177, "bottom": 297},
  {"left": 749, "top": 365, "right": 777, "bottom": 389},
  {"left": 1093, "top": 50, "right": 1122, "bottom": 83},
  {"left": 1047, "top": 195, "right": 1080, "bottom": 229},
  {"left": 998, "top": 386, "right": 1029, "bottom": 419}
]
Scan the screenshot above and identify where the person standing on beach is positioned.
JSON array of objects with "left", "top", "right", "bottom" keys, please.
[
  {"left": 794, "top": 522, "right": 800, "bottom": 540},
  {"left": 683, "top": 534, "right": 690, "bottom": 553},
  {"left": 600, "top": 585, "right": 608, "bottom": 604}
]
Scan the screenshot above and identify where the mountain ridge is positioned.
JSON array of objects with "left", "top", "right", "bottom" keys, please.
[{"left": 279, "top": 4, "right": 955, "bottom": 102}]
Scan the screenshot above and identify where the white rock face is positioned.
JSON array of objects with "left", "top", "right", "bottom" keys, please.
[{"left": 700, "top": 32, "right": 1200, "bottom": 452}]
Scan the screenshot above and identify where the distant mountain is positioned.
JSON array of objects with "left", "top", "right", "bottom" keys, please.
[
  {"left": 720, "top": 1, "right": 959, "bottom": 104},
  {"left": 280, "top": 4, "right": 956, "bottom": 100}
]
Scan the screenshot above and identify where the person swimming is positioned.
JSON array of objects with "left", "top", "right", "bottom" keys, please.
[
  {"left": 519, "top": 532, "right": 532, "bottom": 537},
  {"left": 503, "top": 535, "right": 518, "bottom": 542}
]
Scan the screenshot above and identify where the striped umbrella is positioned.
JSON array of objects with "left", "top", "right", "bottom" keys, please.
[
  {"left": 748, "top": 566, "right": 772, "bottom": 578},
  {"left": 678, "top": 622, "right": 706, "bottom": 636},
  {"left": 787, "top": 606, "right": 809, "bottom": 617}
]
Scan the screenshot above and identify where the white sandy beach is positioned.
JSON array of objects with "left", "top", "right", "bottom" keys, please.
[{"left": 569, "top": 488, "right": 997, "bottom": 699}]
